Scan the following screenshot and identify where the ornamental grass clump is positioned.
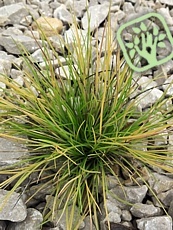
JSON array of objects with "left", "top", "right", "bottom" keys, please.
[{"left": 0, "top": 17, "right": 173, "bottom": 229}]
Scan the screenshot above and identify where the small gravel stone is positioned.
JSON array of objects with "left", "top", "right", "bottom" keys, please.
[
  {"left": 163, "top": 74, "right": 173, "bottom": 96},
  {"left": 54, "top": 4, "right": 74, "bottom": 24},
  {"left": 10, "top": 69, "right": 23, "bottom": 79},
  {"left": 82, "top": 3, "right": 110, "bottom": 31},
  {"left": 148, "top": 173, "right": 173, "bottom": 194},
  {"left": 136, "top": 88, "right": 163, "bottom": 111},
  {"left": 157, "top": 189, "right": 173, "bottom": 207},
  {"left": 39, "top": 1, "right": 52, "bottom": 17},
  {"left": 48, "top": 205, "right": 85, "bottom": 230},
  {"left": 7, "top": 208, "right": 43, "bottom": 230},
  {"left": 123, "top": 2, "right": 135, "bottom": 14},
  {"left": 0, "top": 16, "right": 9, "bottom": 26},
  {"left": 130, "top": 203, "right": 161, "bottom": 218},
  {"left": 0, "top": 81, "right": 6, "bottom": 95},
  {"left": 31, "top": 48, "right": 54, "bottom": 63},
  {"left": 106, "top": 199, "right": 122, "bottom": 214},
  {"left": 0, "top": 138, "right": 28, "bottom": 166},
  {"left": 137, "top": 76, "right": 157, "bottom": 90},
  {"left": 82, "top": 216, "right": 96, "bottom": 230},
  {"left": 65, "top": 0, "right": 87, "bottom": 17},
  {"left": 121, "top": 210, "right": 132, "bottom": 221},
  {"left": 98, "top": 0, "right": 123, "bottom": 4},
  {"left": 159, "top": 0, "right": 173, "bottom": 5},
  {"left": 103, "top": 211, "right": 121, "bottom": 224},
  {"left": 136, "top": 216, "right": 172, "bottom": 230},
  {"left": 114, "top": 10, "right": 126, "bottom": 22},
  {"left": 24, "top": 30, "right": 40, "bottom": 39},
  {"left": 0, "top": 3, "right": 28, "bottom": 25},
  {"left": 0, "top": 35, "right": 41, "bottom": 55},
  {"left": 161, "top": 60, "right": 173, "bottom": 75},
  {"left": 64, "top": 26, "right": 88, "bottom": 45},
  {"left": 1, "top": 27, "right": 23, "bottom": 36},
  {"left": 0, "top": 189, "right": 27, "bottom": 222},
  {"left": 157, "top": 8, "right": 173, "bottom": 26},
  {"left": 49, "top": 35, "right": 64, "bottom": 53},
  {"left": 107, "top": 185, "right": 148, "bottom": 209}
]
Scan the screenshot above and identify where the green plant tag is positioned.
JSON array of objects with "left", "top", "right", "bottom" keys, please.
[{"left": 117, "top": 13, "right": 173, "bottom": 72}]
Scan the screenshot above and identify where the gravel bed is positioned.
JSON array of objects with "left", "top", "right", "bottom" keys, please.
[{"left": 0, "top": 0, "right": 173, "bottom": 229}]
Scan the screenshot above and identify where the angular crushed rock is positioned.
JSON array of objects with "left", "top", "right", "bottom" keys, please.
[
  {"left": 0, "top": 189, "right": 27, "bottom": 222},
  {"left": 130, "top": 203, "right": 161, "bottom": 218},
  {"left": 0, "top": 138, "right": 28, "bottom": 166},
  {"left": 7, "top": 208, "right": 43, "bottom": 230},
  {"left": 137, "top": 216, "right": 172, "bottom": 230}
]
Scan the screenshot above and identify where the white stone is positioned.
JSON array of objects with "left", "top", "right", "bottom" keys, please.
[
  {"left": 136, "top": 88, "right": 163, "bottom": 111},
  {"left": 161, "top": 60, "right": 173, "bottom": 75},
  {"left": 153, "top": 129, "right": 168, "bottom": 146},
  {"left": 114, "top": 10, "right": 126, "bottom": 22},
  {"left": 2, "top": 27, "right": 23, "bottom": 36},
  {"left": 110, "top": 5, "right": 119, "bottom": 13},
  {"left": 157, "top": 8, "right": 173, "bottom": 26},
  {"left": 39, "top": 57, "right": 66, "bottom": 69},
  {"left": 24, "top": 30, "right": 40, "bottom": 39},
  {"left": 0, "top": 3, "right": 28, "bottom": 25},
  {"left": 54, "top": 4, "right": 75, "bottom": 24},
  {"left": 106, "top": 199, "right": 122, "bottom": 214},
  {"left": 31, "top": 49, "right": 54, "bottom": 63},
  {"left": 10, "top": 69, "right": 23, "bottom": 79},
  {"left": 107, "top": 185, "right": 148, "bottom": 209},
  {"left": 64, "top": 26, "right": 88, "bottom": 45},
  {"left": 103, "top": 211, "right": 121, "bottom": 224},
  {"left": 65, "top": 0, "right": 88, "bottom": 17},
  {"left": 55, "top": 65, "right": 71, "bottom": 79},
  {"left": 82, "top": 3, "right": 109, "bottom": 31},
  {"left": 0, "top": 59, "right": 12, "bottom": 75},
  {"left": 148, "top": 172, "right": 173, "bottom": 194},
  {"left": 13, "top": 75, "right": 24, "bottom": 87},
  {"left": 123, "top": 2, "right": 135, "bottom": 14},
  {"left": 135, "top": 6, "right": 153, "bottom": 14},
  {"left": 20, "top": 15, "right": 33, "bottom": 26},
  {"left": 7, "top": 208, "right": 43, "bottom": 230},
  {"left": 0, "top": 138, "right": 28, "bottom": 166},
  {"left": 0, "top": 35, "right": 41, "bottom": 55},
  {"left": 13, "top": 57, "right": 23, "bottom": 68},
  {"left": 137, "top": 77, "right": 157, "bottom": 90},
  {"left": 121, "top": 210, "right": 132, "bottom": 221},
  {"left": 98, "top": 0, "right": 123, "bottom": 4},
  {"left": 0, "top": 189, "right": 27, "bottom": 222},
  {"left": 130, "top": 203, "right": 161, "bottom": 218},
  {"left": 30, "top": 85, "right": 39, "bottom": 97},
  {"left": 0, "top": 82, "right": 6, "bottom": 95},
  {"left": 137, "top": 216, "right": 172, "bottom": 230},
  {"left": 39, "top": 1, "right": 53, "bottom": 17},
  {"left": 49, "top": 35, "right": 64, "bottom": 53},
  {"left": 157, "top": 189, "right": 173, "bottom": 206},
  {"left": 0, "top": 16, "right": 10, "bottom": 26},
  {"left": 163, "top": 74, "right": 173, "bottom": 96},
  {"left": 159, "top": 0, "right": 173, "bottom": 5}
]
